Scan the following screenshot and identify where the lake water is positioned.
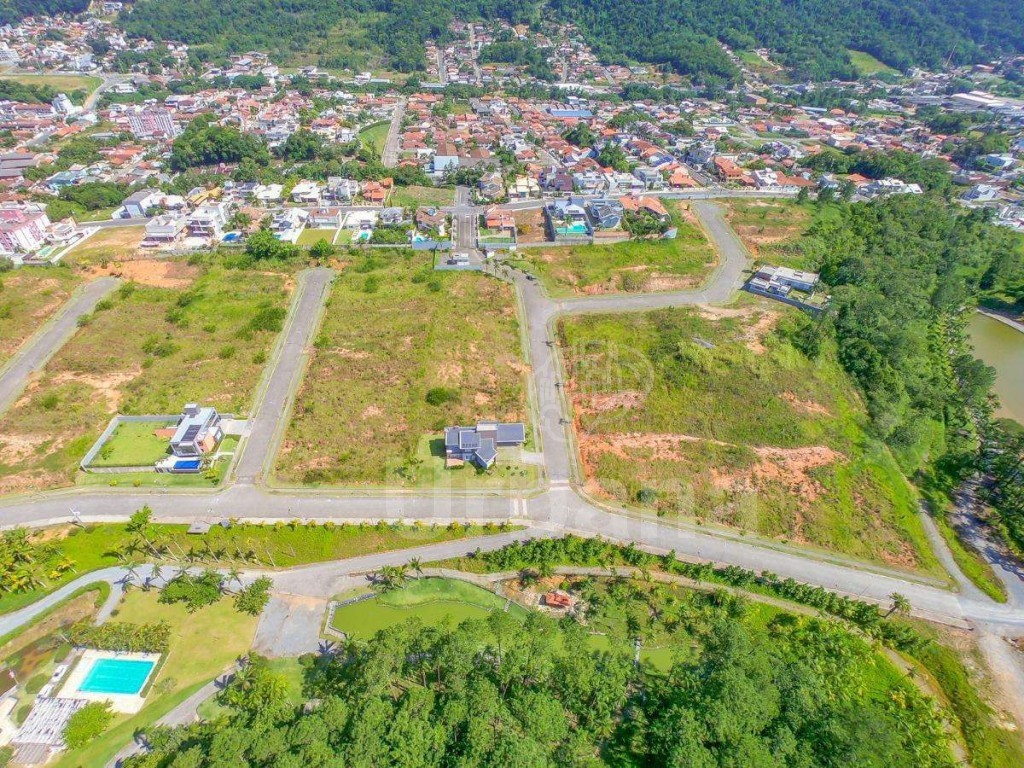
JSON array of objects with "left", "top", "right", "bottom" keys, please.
[{"left": 968, "top": 312, "right": 1024, "bottom": 425}]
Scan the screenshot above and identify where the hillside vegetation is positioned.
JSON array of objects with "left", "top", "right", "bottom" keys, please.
[{"left": 117, "top": 0, "right": 1024, "bottom": 82}]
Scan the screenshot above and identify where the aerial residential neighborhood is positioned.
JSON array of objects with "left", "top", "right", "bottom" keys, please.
[{"left": 0, "top": 0, "right": 1023, "bottom": 766}]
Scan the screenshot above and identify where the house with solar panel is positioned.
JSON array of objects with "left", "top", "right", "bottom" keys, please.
[
  {"left": 156, "top": 404, "right": 223, "bottom": 473},
  {"left": 444, "top": 421, "right": 526, "bottom": 469}
]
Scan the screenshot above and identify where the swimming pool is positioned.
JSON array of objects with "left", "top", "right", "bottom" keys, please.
[{"left": 78, "top": 658, "right": 156, "bottom": 695}]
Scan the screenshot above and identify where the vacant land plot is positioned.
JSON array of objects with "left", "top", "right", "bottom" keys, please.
[
  {"left": 390, "top": 185, "right": 455, "bottom": 210},
  {"left": 296, "top": 228, "right": 339, "bottom": 247},
  {"left": 559, "top": 304, "right": 941, "bottom": 573},
  {"left": 0, "top": 73, "right": 102, "bottom": 93},
  {"left": 0, "top": 266, "right": 290, "bottom": 494},
  {"left": 64, "top": 226, "right": 146, "bottom": 265},
  {"left": 725, "top": 199, "right": 815, "bottom": 266},
  {"left": 359, "top": 120, "right": 390, "bottom": 154},
  {"left": 278, "top": 253, "right": 530, "bottom": 486},
  {"left": 0, "top": 267, "right": 81, "bottom": 367},
  {"left": 516, "top": 202, "right": 716, "bottom": 296},
  {"left": 847, "top": 49, "right": 897, "bottom": 77}
]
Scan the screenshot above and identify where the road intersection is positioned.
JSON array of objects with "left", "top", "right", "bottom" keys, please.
[{"left": 2, "top": 201, "right": 1024, "bottom": 640}]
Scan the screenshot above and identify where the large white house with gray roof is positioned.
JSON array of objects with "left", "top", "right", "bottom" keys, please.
[{"left": 444, "top": 421, "right": 526, "bottom": 468}]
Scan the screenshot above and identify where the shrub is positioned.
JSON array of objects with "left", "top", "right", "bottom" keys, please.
[
  {"left": 64, "top": 702, "right": 113, "bottom": 749},
  {"left": 425, "top": 387, "right": 460, "bottom": 406},
  {"left": 248, "top": 305, "right": 286, "bottom": 333},
  {"left": 25, "top": 673, "right": 48, "bottom": 695},
  {"left": 68, "top": 621, "right": 171, "bottom": 653}
]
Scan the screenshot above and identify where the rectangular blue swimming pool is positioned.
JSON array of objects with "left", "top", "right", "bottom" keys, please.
[{"left": 78, "top": 658, "right": 156, "bottom": 695}]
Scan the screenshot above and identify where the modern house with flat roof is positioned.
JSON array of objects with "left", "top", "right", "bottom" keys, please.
[
  {"left": 169, "top": 404, "right": 222, "bottom": 459},
  {"left": 444, "top": 421, "right": 526, "bottom": 469}
]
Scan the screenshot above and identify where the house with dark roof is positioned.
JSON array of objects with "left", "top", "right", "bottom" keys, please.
[
  {"left": 169, "top": 404, "right": 223, "bottom": 458},
  {"left": 444, "top": 421, "right": 526, "bottom": 469}
]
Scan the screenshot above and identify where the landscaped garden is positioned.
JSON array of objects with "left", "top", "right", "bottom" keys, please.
[
  {"left": 0, "top": 266, "right": 81, "bottom": 368},
  {"left": 331, "top": 577, "right": 526, "bottom": 639},
  {"left": 0, "top": 513, "right": 495, "bottom": 616},
  {"left": 277, "top": 252, "right": 533, "bottom": 487},
  {"left": 512, "top": 201, "right": 716, "bottom": 296},
  {"left": 558, "top": 303, "right": 942, "bottom": 574},
  {"left": 0, "top": 265, "right": 290, "bottom": 494}
]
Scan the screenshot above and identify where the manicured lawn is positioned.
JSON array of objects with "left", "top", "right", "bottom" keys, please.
[
  {"left": 358, "top": 121, "right": 390, "bottom": 154},
  {"left": 332, "top": 577, "right": 527, "bottom": 640},
  {"left": 54, "top": 592, "right": 259, "bottom": 768},
  {"left": 0, "top": 267, "right": 81, "bottom": 368},
  {"left": 0, "top": 521, "right": 494, "bottom": 616},
  {"left": 847, "top": 49, "right": 897, "bottom": 76},
  {"left": 559, "top": 304, "right": 942, "bottom": 574},
  {"left": 514, "top": 201, "right": 716, "bottom": 296},
  {"left": 88, "top": 420, "right": 174, "bottom": 467},
  {"left": 0, "top": 73, "right": 102, "bottom": 93},
  {"left": 0, "top": 266, "right": 290, "bottom": 494},
  {"left": 296, "top": 228, "right": 338, "bottom": 247},
  {"left": 390, "top": 185, "right": 455, "bottom": 210},
  {"left": 277, "top": 252, "right": 530, "bottom": 486}
]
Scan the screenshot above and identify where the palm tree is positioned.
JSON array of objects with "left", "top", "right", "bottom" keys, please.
[
  {"left": 887, "top": 592, "right": 911, "bottom": 618},
  {"left": 408, "top": 558, "right": 423, "bottom": 578},
  {"left": 227, "top": 567, "right": 243, "bottom": 591}
]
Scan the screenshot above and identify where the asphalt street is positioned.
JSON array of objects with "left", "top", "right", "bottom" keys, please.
[{"left": 2, "top": 200, "right": 1024, "bottom": 640}]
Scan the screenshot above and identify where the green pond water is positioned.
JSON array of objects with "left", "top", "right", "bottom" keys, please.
[{"left": 969, "top": 312, "right": 1024, "bottom": 425}]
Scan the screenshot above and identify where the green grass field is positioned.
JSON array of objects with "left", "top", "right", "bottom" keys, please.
[
  {"left": 389, "top": 185, "right": 455, "bottom": 210},
  {"left": 332, "top": 577, "right": 527, "bottom": 640},
  {"left": 277, "top": 253, "right": 530, "bottom": 486},
  {"left": 385, "top": 435, "right": 538, "bottom": 490},
  {"left": 0, "top": 266, "right": 290, "bottom": 495},
  {"left": 0, "top": 73, "right": 102, "bottom": 94},
  {"left": 847, "top": 49, "right": 897, "bottom": 77},
  {"left": 0, "top": 521, "right": 492, "bottom": 616},
  {"left": 296, "top": 228, "right": 338, "bottom": 247},
  {"left": 515, "top": 202, "right": 716, "bottom": 296},
  {"left": 54, "top": 591, "right": 258, "bottom": 768},
  {"left": 559, "top": 304, "right": 942, "bottom": 574},
  {"left": 88, "top": 420, "right": 174, "bottom": 467},
  {"left": 358, "top": 121, "right": 390, "bottom": 154},
  {"left": 0, "top": 267, "right": 81, "bottom": 368}
]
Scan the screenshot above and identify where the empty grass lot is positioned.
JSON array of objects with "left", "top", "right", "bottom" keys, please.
[
  {"left": 0, "top": 266, "right": 290, "bottom": 494},
  {"left": 296, "top": 228, "right": 339, "bottom": 247},
  {"left": 559, "top": 303, "right": 942, "bottom": 574},
  {"left": 515, "top": 201, "right": 716, "bottom": 296},
  {"left": 390, "top": 185, "right": 455, "bottom": 210},
  {"left": 64, "top": 227, "right": 146, "bottom": 265},
  {"left": 0, "top": 267, "right": 81, "bottom": 368},
  {"left": 54, "top": 591, "right": 258, "bottom": 768},
  {"left": 358, "top": 120, "right": 390, "bottom": 154},
  {"left": 724, "top": 199, "right": 815, "bottom": 266},
  {"left": 0, "top": 73, "right": 102, "bottom": 93},
  {"left": 277, "top": 253, "right": 531, "bottom": 486},
  {"left": 847, "top": 49, "right": 897, "bottom": 77}
]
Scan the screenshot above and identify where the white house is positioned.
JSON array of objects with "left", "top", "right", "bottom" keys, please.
[{"left": 116, "top": 189, "right": 164, "bottom": 219}]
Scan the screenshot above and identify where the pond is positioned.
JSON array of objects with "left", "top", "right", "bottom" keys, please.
[{"left": 969, "top": 312, "right": 1024, "bottom": 425}]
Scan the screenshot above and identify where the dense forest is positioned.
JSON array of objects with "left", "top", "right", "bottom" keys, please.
[
  {"left": 116, "top": 0, "right": 1024, "bottom": 81},
  {"left": 0, "top": 0, "right": 87, "bottom": 25},
  {"left": 123, "top": 584, "right": 954, "bottom": 768}
]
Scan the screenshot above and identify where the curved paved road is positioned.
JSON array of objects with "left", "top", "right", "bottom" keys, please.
[
  {"left": 2, "top": 202, "right": 1024, "bottom": 639},
  {"left": 0, "top": 277, "right": 119, "bottom": 413}
]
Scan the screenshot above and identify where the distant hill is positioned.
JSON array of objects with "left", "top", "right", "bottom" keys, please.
[
  {"left": 0, "top": 0, "right": 90, "bottom": 25},
  {"left": 113, "top": 0, "right": 1024, "bottom": 82}
]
